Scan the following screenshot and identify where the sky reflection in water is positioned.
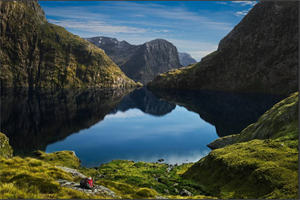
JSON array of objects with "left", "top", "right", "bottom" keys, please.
[{"left": 46, "top": 106, "right": 218, "bottom": 167}]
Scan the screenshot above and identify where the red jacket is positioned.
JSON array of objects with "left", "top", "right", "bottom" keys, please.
[{"left": 87, "top": 179, "right": 93, "bottom": 187}]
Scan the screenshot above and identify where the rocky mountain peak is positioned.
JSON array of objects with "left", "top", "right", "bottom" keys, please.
[
  {"left": 87, "top": 36, "right": 181, "bottom": 84},
  {"left": 178, "top": 52, "right": 197, "bottom": 66}
]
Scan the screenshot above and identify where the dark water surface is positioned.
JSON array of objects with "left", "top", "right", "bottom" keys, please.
[{"left": 0, "top": 87, "right": 284, "bottom": 167}]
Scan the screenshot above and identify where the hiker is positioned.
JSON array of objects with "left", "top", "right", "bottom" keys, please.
[{"left": 80, "top": 176, "right": 94, "bottom": 189}]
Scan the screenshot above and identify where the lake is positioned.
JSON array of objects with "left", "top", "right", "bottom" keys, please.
[{"left": 0, "top": 87, "right": 283, "bottom": 167}]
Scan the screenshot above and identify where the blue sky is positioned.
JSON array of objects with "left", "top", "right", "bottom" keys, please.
[{"left": 39, "top": 1, "right": 257, "bottom": 61}]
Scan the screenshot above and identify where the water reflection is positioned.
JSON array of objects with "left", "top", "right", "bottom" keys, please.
[
  {"left": 1, "top": 87, "right": 284, "bottom": 165},
  {"left": 149, "top": 88, "right": 284, "bottom": 137},
  {"left": 0, "top": 88, "right": 132, "bottom": 155}
]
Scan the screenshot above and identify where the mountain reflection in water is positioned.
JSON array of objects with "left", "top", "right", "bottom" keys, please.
[{"left": 1, "top": 87, "right": 283, "bottom": 166}]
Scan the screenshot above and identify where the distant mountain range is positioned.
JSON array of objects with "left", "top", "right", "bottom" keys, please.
[
  {"left": 87, "top": 37, "right": 185, "bottom": 84},
  {"left": 178, "top": 52, "right": 197, "bottom": 66}
]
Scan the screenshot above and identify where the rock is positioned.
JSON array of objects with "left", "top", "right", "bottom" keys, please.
[
  {"left": 56, "top": 166, "right": 87, "bottom": 179},
  {"left": 180, "top": 189, "right": 192, "bottom": 196},
  {"left": 178, "top": 52, "right": 197, "bottom": 66},
  {"left": 174, "top": 188, "right": 179, "bottom": 193},
  {"left": 163, "top": 189, "right": 169, "bottom": 194},
  {"left": 149, "top": 1, "right": 298, "bottom": 95},
  {"left": 87, "top": 37, "right": 181, "bottom": 84},
  {"left": 57, "top": 179, "right": 117, "bottom": 198}
]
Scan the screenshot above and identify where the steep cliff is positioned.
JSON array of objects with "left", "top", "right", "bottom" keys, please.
[
  {"left": 0, "top": 0, "right": 136, "bottom": 89},
  {"left": 178, "top": 52, "right": 197, "bottom": 66},
  {"left": 149, "top": 1, "right": 298, "bottom": 95},
  {"left": 87, "top": 37, "right": 181, "bottom": 84}
]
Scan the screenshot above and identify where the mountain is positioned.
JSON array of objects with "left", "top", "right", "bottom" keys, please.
[
  {"left": 178, "top": 52, "right": 197, "bottom": 66},
  {"left": 87, "top": 37, "right": 181, "bottom": 84},
  {"left": 0, "top": 0, "right": 136, "bottom": 89},
  {"left": 148, "top": 1, "right": 298, "bottom": 95}
]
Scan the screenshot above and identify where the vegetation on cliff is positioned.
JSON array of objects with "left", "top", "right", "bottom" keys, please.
[
  {"left": 0, "top": 0, "right": 136, "bottom": 89},
  {"left": 183, "top": 92, "right": 299, "bottom": 199},
  {"left": 148, "top": 1, "right": 298, "bottom": 95},
  {"left": 0, "top": 132, "right": 13, "bottom": 158}
]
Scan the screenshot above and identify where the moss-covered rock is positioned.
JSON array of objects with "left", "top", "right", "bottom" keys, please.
[
  {"left": 0, "top": 0, "right": 137, "bottom": 89},
  {"left": 32, "top": 150, "right": 81, "bottom": 169},
  {"left": 0, "top": 132, "right": 13, "bottom": 158},
  {"left": 183, "top": 92, "right": 299, "bottom": 199},
  {"left": 208, "top": 92, "right": 298, "bottom": 149}
]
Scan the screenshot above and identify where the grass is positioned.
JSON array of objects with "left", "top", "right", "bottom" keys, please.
[
  {"left": 183, "top": 92, "right": 299, "bottom": 199},
  {"left": 31, "top": 150, "right": 81, "bottom": 169},
  {"left": 79, "top": 160, "right": 213, "bottom": 198},
  {"left": 0, "top": 156, "right": 105, "bottom": 199}
]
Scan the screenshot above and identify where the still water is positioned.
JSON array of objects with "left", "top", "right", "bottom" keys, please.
[{"left": 0, "top": 87, "right": 283, "bottom": 167}]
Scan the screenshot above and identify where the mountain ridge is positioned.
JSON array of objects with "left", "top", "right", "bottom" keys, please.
[
  {"left": 87, "top": 36, "right": 181, "bottom": 84},
  {"left": 148, "top": 1, "right": 298, "bottom": 95},
  {"left": 0, "top": 0, "right": 136, "bottom": 89}
]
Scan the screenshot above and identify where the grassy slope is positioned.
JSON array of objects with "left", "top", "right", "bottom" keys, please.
[
  {"left": 208, "top": 92, "right": 298, "bottom": 149},
  {"left": 0, "top": 152, "right": 106, "bottom": 199},
  {"left": 183, "top": 92, "right": 299, "bottom": 199},
  {"left": 0, "top": 0, "right": 136, "bottom": 89},
  {"left": 79, "top": 160, "right": 214, "bottom": 199}
]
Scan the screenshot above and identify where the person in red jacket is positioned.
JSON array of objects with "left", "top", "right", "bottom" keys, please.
[
  {"left": 87, "top": 177, "right": 93, "bottom": 188},
  {"left": 80, "top": 176, "right": 93, "bottom": 189}
]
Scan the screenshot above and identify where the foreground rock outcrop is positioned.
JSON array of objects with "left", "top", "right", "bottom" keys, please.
[
  {"left": 183, "top": 92, "right": 299, "bottom": 199},
  {"left": 149, "top": 1, "right": 298, "bottom": 95},
  {"left": 87, "top": 37, "right": 181, "bottom": 84},
  {"left": 0, "top": 0, "right": 136, "bottom": 89}
]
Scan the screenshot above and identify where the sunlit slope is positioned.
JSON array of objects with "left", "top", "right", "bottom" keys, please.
[
  {"left": 0, "top": 0, "right": 137, "bottom": 89},
  {"left": 183, "top": 92, "right": 299, "bottom": 199}
]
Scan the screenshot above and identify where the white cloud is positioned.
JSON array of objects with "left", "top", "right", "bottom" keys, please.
[
  {"left": 235, "top": 10, "right": 249, "bottom": 16},
  {"left": 231, "top": 1, "right": 257, "bottom": 6},
  {"left": 167, "top": 39, "right": 218, "bottom": 61},
  {"left": 216, "top": 1, "right": 228, "bottom": 5},
  {"left": 234, "top": 7, "right": 252, "bottom": 16},
  {"left": 48, "top": 19, "right": 147, "bottom": 34}
]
